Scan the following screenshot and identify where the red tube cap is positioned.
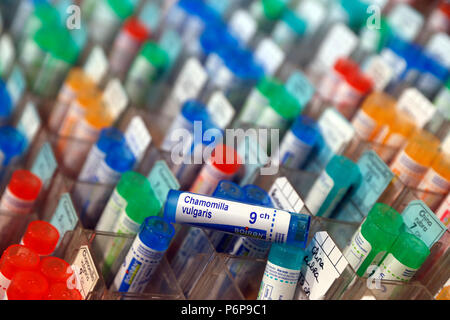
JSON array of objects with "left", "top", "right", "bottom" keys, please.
[
  {"left": 333, "top": 58, "right": 359, "bottom": 78},
  {"left": 8, "top": 170, "right": 42, "bottom": 201},
  {"left": 210, "top": 144, "right": 242, "bottom": 175},
  {"left": 7, "top": 271, "right": 49, "bottom": 300},
  {"left": 346, "top": 71, "right": 373, "bottom": 94},
  {"left": 123, "top": 17, "right": 150, "bottom": 43},
  {"left": 47, "top": 283, "right": 83, "bottom": 300},
  {"left": 0, "top": 245, "right": 40, "bottom": 280},
  {"left": 39, "top": 257, "right": 72, "bottom": 284},
  {"left": 22, "top": 221, "right": 60, "bottom": 256}
]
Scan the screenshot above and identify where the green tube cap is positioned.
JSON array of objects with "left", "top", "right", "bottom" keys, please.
[
  {"left": 389, "top": 232, "right": 430, "bottom": 270},
  {"left": 140, "top": 41, "right": 170, "bottom": 77},
  {"left": 107, "top": 0, "right": 136, "bottom": 21},
  {"left": 268, "top": 85, "right": 302, "bottom": 121},
  {"left": 361, "top": 203, "right": 404, "bottom": 250},
  {"left": 116, "top": 171, "right": 152, "bottom": 202},
  {"left": 125, "top": 191, "right": 161, "bottom": 225},
  {"left": 262, "top": 0, "right": 286, "bottom": 20}
]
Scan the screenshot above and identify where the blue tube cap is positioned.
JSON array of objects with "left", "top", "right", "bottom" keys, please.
[
  {"left": 163, "top": 189, "right": 182, "bottom": 224},
  {"left": 243, "top": 185, "right": 273, "bottom": 207},
  {"left": 0, "top": 80, "right": 12, "bottom": 120},
  {"left": 104, "top": 143, "right": 136, "bottom": 174},
  {"left": 139, "top": 216, "right": 175, "bottom": 252},
  {"left": 291, "top": 115, "right": 320, "bottom": 147},
  {"left": 213, "top": 181, "right": 245, "bottom": 201},
  {"left": 286, "top": 212, "right": 311, "bottom": 248},
  {"left": 97, "top": 127, "right": 126, "bottom": 153},
  {"left": 0, "top": 126, "right": 27, "bottom": 165}
]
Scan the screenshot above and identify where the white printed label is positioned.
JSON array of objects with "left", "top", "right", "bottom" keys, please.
[
  {"left": 124, "top": 116, "right": 152, "bottom": 163},
  {"left": 396, "top": 88, "right": 436, "bottom": 128},
  {"left": 17, "top": 101, "right": 41, "bottom": 144},
  {"left": 96, "top": 189, "right": 128, "bottom": 232},
  {"left": 318, "top": 108, "right": 355, "bottom": 154},
  {"left": 0, "top": 187, "right": 35, "bottom": 214},
  {"left": 418, "top": 168, "right": 450, "bottom": 199},
  {"left": 277, "top": 130, "right": 313, "bottom": 169},
  {"left": 390, "top": 150, "right": 428, "bottom": 187},
  {"left": 102, "top": 79, "right": 128, "bottom": 120},
  {"left": 343, "top": 228, "right": 372, "bottom": 272},
  {"left": 174, "top": 192, "right": 293, "bottom": 243},
  {"left": 305, "top": 171, "right": 334, "bottom": 216},
  {"left": 268, "top": 177, "right": 304, "bottom": 213},
  {"left": 207, "top": 91, "right": 235, "bottom": 130},
  {"left": 71, "top": 245, "right": 99, "bottom": 299},
  {"left": 229, "top": 10, "right": 257, "bottom": 45},
  {"left": 78, "top": 144, "right": 106, "bottom": 182},
  {"left": 298, "top": 231, "right": 348, "bottom": 300},
  {"left": 364, "top": 56, "right": 393, "bottom": 92},
  {"left": 314, "top": 23, "right": 358, "bottom": 69},
  {"left": 254, "top": 38, "right": 285, "bottom": 76},
  {"left": 372, "top": 253, "right": 417, "bottom": 282},
  {"left": 238, "top": 88, "right": 269, "bottom": 124},
  {"left": 0, "top": 272, "right": 10, "bottom": 300},
  {"left": 426, "top": 33, "right": 450, "bottom": 68},
  {"left": 112, "top": 235, "right": 165, "bottom": 293},
  {"left": 171, "top": 58, "right": 207, "bottom": 112},
  {"left": 387, "top": 4, "right": 424, "bottom": 42},
  {"left": 352, "top": 109, "right": 377, "bottom": 141},
  {"left": 83, "top": 46, "right": 108, "bottom": 85},
  {"left": 295, "top": 0, "right": 326, "bottom": 35},
  {"left": 0, "top": 34, "right": 14, "bottom": 76},
  {"left": 258, "top": 261, "right": 300, "bottom": 300}
]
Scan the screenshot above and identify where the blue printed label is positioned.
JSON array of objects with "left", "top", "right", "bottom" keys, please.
[
  {"left": 31, "top": 142, "right": 57, "bottom": 189},
  {"left": 50, "top": 193, "right": 79, "bottom": 246},
  {"left": 148, "top": 160, "right": 180, "bottom": 208},
  {"left": 285, "top": 71, "right": 315, "bottom": 108},
  {"left": 402, "top": 200, "right": 446, "bottom": 248},
  {"left": 159, "top": 29, "right": 182, "bottom": 65}
]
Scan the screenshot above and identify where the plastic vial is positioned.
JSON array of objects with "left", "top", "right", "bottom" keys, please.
[
  {"left": 96, "top": 171, "right": 152, "bottom": 232},
  {"left": 109, "top": 16, "right": 150, "bottom": 78},
  {"left": 112, "top": 216, "right": 175, "bottom": 293},
  {"left": 257, "top": 241, "right": 305, "bottom": 300},
  {"left": 304, "top": 155, "right": 362, "bottom": 218},
  {"left": 6, "top": 270, "right": 49, "bottom": 300},
  {"left": 390, "top": 130, "right": 441, "bottom": 188},
  {"left": 190, "top": 144, "right": 242, "bottom": 195},
  {"left": 371, "top": 231, "right": 430, "bottom": 282},
  {"left": 343, "top": 203, "right": 404, "bottom": 277},
  {"left": 276, "top": 115, "right": 320, "bottom": 170},
  {"left": 417, "top": 152, "right": 450, "bottom": 210}
]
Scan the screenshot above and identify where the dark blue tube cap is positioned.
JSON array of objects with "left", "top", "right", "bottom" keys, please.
[
  {"left": 243, "top": 185, "right": 273, "bottom": 207},
  {"left": 181, "top": 100, "right": 211, "bottom": 124},
  {"left": 104, "top": 143, "right": 136, "bottom": 174},
  {"left": 97, "top": 127, "right": 126, "bottom": 154},
  {"left": 213, "top": 181, "right": 245, "bottom": 201},
  {"left": 0, "top": 126, "right": 26, "bottom": 165},
  {"left": 291, "top": 115, "right": 320, "bottom": 147},
  {"left": 164, "top": 189, "right": 183, "bottom": 224},
  {"left": 0, "top": 80, "right": 12, "bottom": 120},
  {"left": 419, "top": 53, "right": 449, "bottom": 82},
  {"left": 139, "top": 216, "right": 175, "bottom": 252},
  {"left": 286, "top": 212, "right": 311, "bottom": 248}
]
